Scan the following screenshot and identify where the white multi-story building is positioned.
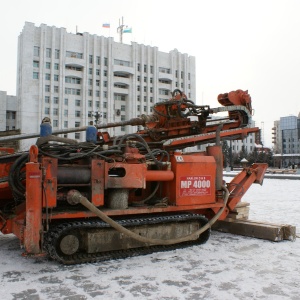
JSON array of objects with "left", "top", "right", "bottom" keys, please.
[
  {"left": 17, "top": 22, "right": 196, "bottom": 150},
  {"left": 0, "top": 91, "right": 17, "bottom": 131}
]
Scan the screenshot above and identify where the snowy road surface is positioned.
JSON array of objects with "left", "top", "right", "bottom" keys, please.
[{"left": 0, "top": 177, "right": 299, "bottom": 300}]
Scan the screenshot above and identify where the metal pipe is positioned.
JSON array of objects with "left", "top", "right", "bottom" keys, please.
[{"left": 0, "top": 117, "right": 147, "bottom": 143}]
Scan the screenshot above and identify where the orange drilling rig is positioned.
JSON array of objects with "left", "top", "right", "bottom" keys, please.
[{"left": 0, "top": 89, "right": 267, "bottom": 264}]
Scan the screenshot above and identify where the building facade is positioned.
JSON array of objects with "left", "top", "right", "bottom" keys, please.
[
  {"left": 0, "top": 91, "right": 17, "bottom": 131},
  {"left": 17, "top": 22, "right": 196, "bottom": 150},
  {"left": 272, "top": 114, "right": 300, "bottom": 167}
]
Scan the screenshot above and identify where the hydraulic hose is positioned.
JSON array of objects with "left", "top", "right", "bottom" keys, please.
[{"left": 67, "top": 185, "right": 230, "bottom": 246}]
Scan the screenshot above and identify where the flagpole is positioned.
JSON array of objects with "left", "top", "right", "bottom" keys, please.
[{"left": 117, "top": 16, "right": 125, "bottom": 43}]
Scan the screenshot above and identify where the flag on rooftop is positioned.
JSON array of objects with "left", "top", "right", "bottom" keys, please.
[
  {"left": 102, "top": 23, "right": 110, "bottom": 28},
  {"left": 123, "top": 27, "right": 132, "bottom": 33}
]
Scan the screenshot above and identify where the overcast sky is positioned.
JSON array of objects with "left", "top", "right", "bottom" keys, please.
[{"left": 1, "top": 0, "right": 300, "bottom": 147}]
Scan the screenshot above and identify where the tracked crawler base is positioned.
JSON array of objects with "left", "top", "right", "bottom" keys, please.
[{"left": 44, "top": 214, "right": 210, "bottom": 265}]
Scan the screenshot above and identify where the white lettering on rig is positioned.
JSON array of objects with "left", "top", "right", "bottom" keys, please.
[
  {"left": 180, "top": 175, "right": 211, "bottom": 196},
  {"left": 175, "top": 156, "right": 184, "bottom": 162}
]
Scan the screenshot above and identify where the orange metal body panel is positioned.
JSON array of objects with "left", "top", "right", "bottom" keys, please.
[
  {"left": 24, "top": 161, "right": 43, "bottom": 254},
  {"left": 166, "top": 153, "right": 216, "bottom": 206},
  {"left": 91, "top": 159, "right": 105, "bottom": 206},
  {"left": 105, "top": 162, "right": 147, "bottom": 189},
  {"left": 42, "top": 157, "right": 58, "bottom": 208}
]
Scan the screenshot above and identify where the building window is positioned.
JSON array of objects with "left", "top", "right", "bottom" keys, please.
[
  {"left": 137, "top": 95, "right": 140, "bottom": 102},
  {"left": 103, "top": 70, "right": 107, "bottom": 76},
  {"left": 89, "top": 55, "right": 93, "bottom": 64},
  {"left": 44, "top": 107, "right": 50, "bottom": 114},
  {"left": 88, "top": 90, "right": 93, "bottom": 96},
  {"left": 137, "top": 63, "right": 140, "bottom": 71},
  {"left": 144, "top": 77, "right": 147, "bottom": 83},
  {"left": 54, "top": 63, "right": 59, "bottom": 70},
  {"left": 53, "top": 120, "right": 58, "bottom": 127},
  {"left": 103, "top": 112, "right": 107, "bottom": 119},
  {"left": 45, "top": 85, "right": 50, "bottom": 92},
  {"left": 103, "top": 81, "right": 107, "bottom": 87},
  {"left": 181, "top": 71, "right": 184, "bottom": 79},
  {"left": 96, "top": 101, "right": 100, "bottom": 108},
  {"left": 88, "top": 100, "right": 92, "bottom": 107},
  {"left": 137, "top": 75, "right": 140, "bottom": 81},
  {"left": 34, "top": 46, "right": 40, "bottom": 57},
  {"left": 89, "top": 68, "right": 92, "bottom": 75},
  {"left": 121, "top": 105, "right": 126, "bottom": 111},
  {"left": 96, "top": 69, "right": 100, "bottom": 75},
  {"left": 53, "top": 108, "right": 58, "bottom": 116},
  {"left": 150, "top": 87, "right": 153, "bottom": 93},
  {"left": 46, "top": 48, "right": 51, "bottom": 58},
  {"left": 75, "top": 121, "right": 80, "bottom": 127},
  {"left": 144, "top": 64, "right": 147, "bottom": 72},
  {"left": 137, "top": 85, "right": 140, "bottom": 92},
  {"left": 114, "top": 59, "right": 130, "bottom": 67},
  {"left": 103, "top": 102, "right": 107, "bottom": 108},
  {"left": 150, "top": 97, "right": 153, "bottom": 103},
  {"left": 144, "top": 86, "right": 147, "bottom": 92},
  {"left": 150, "top": 78, "right": 153, "bottom": 84},
  {"left": 75, "top": 133, "right": 80, "bottom": 139},
  {"left": 95, "top": 90, "right": 100, "bottom": 97},
  {"left": 64, "top": 98, "right": 68, "bottom": 105},
  {"left": 33, "top": 61, "right": 39, "bottom": 68},
  {"left": 150, "top": 66, "right": 153, "bottom": 74},
  {"left": 64, "top": 121, "right": 68, "bottom": 128},
  {"left": 46, "top": 62, "right": 51, "bottom": 69},
  {"left": 55, "top": 49, "right": 60, "bottom": 59},
  {"left": 144, "top": 106, "right": 147, "bottom": 112},
  {"left": 137, "top": 105, "right": 140, "bottom": 111},
  {"left": 54, "top": 86, "right": 59, "bottom": 93},
  {"left": 64, "top": 109, "right": 68, "bottom": 116},
  {"left": 65, "top": 88, "right": 81, "bottom": 95},
  {"left": 53, "top": 97, "right": 59, "bottom": 104},
  {"left": 54, "top": 74, "right": 59, "bottom": 81},
  {"left": 45, "top": 96, "right": 50, "bottom": 103},
  {"left": 66, "top": 51, "right": 83, "bottom": 59},
  {"left": 88, "top": 111, "right": 92, "bottom": 118},
  {"left": 45, "top": 73, "right": 50, "bottom": 80},
  {"left": 103, "top": 91, "right": 107, "bottom": 98},
  {"left": 88, "top": 79, "right": 92, "bottom": 85},
  {"left": 96, "top": 80, "right": 100, "bottom": 86},
  {"left": 97, "top": 56, "right": 100, "bottom": 65},
  {"left": 75, "top": 99, "right": 81, "bottom": 106},
  {"left": 65, "top": 77, "right": 81, "bottom": 84},
  {"left": 144, "top": 96, "right": 146, "bottom": 102},
  {"left": 33, "top": 72, "right": 39, "bottom": 79},
  {"left": 75, "top": 111, "right": 80, "bottom": 117},
  {"left": 188, "top": 73, "right": 190, "bottom": 80},
  {"left": 104, "top": 57, "right": 108, "bottom": 66}
]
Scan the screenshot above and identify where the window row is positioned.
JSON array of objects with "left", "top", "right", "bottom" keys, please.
[{"left": 34, "top": 47, "right": 60, "bottom": 59}]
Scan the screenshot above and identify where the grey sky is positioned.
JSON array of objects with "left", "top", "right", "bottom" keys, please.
[{"left": 1, "top": 0, "right": 299, "bottom": 147}]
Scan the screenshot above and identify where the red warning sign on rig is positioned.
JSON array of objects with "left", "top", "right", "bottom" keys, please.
[{"left": 180, "top": 176, "right": 211, "bottom": 197}]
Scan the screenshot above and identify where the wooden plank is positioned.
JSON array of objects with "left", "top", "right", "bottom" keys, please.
[
  {"left": 212, "top": 219, "right": 297, "bottom": 242},
  {"left": 235, "top": 202, "right": 250, "bottom": 208}
]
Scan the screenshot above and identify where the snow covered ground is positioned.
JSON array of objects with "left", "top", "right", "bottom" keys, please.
[{"left": 0, "top": 177, "right": 299, "bottom": 300}]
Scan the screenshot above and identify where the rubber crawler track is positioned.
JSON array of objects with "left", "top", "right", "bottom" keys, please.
[{"left": 44, "top": 213, "right": 210, "bottom": 265}]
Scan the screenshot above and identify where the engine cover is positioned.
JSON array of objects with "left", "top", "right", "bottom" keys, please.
[{"left": 167, "top": 153, "right": 216, "bottom": 205}]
